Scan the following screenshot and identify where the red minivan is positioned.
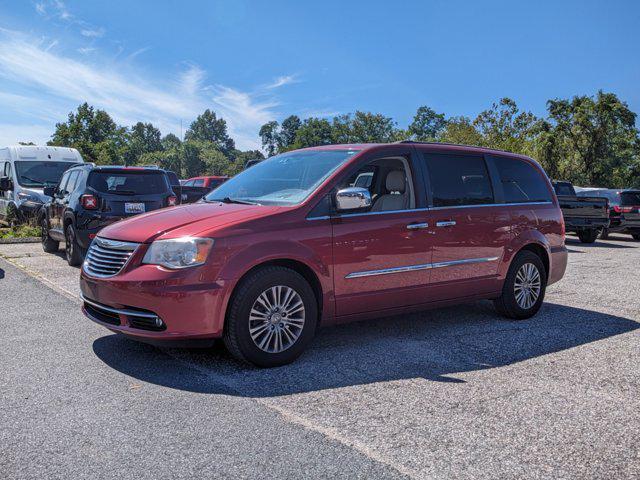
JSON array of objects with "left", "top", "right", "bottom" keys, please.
[{"left": 80, "top": 142, "right": 567, "bottom": 367}]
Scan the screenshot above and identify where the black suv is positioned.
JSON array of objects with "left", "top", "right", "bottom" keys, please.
[
  {"left": 577, "top": 188, "right": 640, "bottom": 240},
  {"left": 39, "top": 165, "right": 177, "bottom": 265}
]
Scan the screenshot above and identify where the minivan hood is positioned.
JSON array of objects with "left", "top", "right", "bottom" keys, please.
[{"left": 98, "top": 202, "right": 283, "bottom": 243}]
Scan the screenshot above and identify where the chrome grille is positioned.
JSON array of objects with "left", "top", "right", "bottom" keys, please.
[{"left": 83, "top": 237, "right": 139, "bottom": 278}]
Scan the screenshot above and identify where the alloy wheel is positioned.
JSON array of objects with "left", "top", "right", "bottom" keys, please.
[
  {"left": 248, "top": 285, "right": 305, "bottom": 353},
  {"left": 514, "top": 263, "right": 541, "bottom": 310}
]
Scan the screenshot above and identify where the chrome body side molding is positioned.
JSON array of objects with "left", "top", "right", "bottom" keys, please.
[{"left": 345, "top": 256, "right": 500, "bottom": 279}]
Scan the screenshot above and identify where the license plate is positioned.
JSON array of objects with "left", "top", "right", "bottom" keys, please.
[{"left": 124, "top": 202, "right": 145, "bottom": 214}]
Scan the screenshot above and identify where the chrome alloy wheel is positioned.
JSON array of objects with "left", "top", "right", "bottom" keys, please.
[
  {"left": 514, "top": 263, "right": 541, "bottom": 310},
  {"left": 249, "top": 285, "right": 306, "bottom": 353}
]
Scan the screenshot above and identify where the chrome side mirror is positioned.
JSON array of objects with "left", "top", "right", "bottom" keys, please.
[{"left": 335, "top": 187, "right": 371, "bottom": 211}]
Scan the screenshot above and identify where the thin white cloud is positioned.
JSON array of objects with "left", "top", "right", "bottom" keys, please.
[
  {"left": 266, "top": 74, "right": 298, "bottom": 89},
  {"left": 35, "top": 2, "right": 47, "bottom": 15},
  {"left": 0, "top": 32, "right": 284, "bottom": 149},
  {"left": 77, "top": 47, "right": 95, "bottom": 55},
  {"left": 80, "top": 27, "right": 105, "bottom": 39}
]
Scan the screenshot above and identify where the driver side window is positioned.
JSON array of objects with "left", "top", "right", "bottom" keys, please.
[{"left": 339, "top": 157, "right": 416, "bottom": 213}]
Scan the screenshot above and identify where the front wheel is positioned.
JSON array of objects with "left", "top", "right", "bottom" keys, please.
[
  {"left": 223, "top": 266, "right": 318, "bottom": 367},
  {"left": 494, "top": 251, "right": 547, "bottom": 320},
  {"left": 577, "top": 229, "right": 599, "bottom": 243},
  {"left": 41, "top": 216, "right": 59, "bottom": 253},
  {"left": 65, "top": 223, "right": 83, "bottom": 267},
  {"left": 600, "top": 228, "right": 610, "bottom": 240}
]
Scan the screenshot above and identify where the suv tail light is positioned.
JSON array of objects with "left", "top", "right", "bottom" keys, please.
[
  {"left": 167, "top": 196, "right": 177, "bottom": 207},
  {"left": 613, "top": 205, "right": 633, "bottom": 213},
  {"left": 81, "top": 194, "right": 99, "bottom": 210}
]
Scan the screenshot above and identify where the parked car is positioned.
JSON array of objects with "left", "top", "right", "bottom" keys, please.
[
  {"left": 80, "top": 142, "right": 567, "bottom": 367},
  {"left": 170, "top": 174, "right": 226, "bottom": 204},
  {"left": 184, "top": 175, "right": 229, "bottom": 189},
  {"left": 552, "top": 181, "right": 609, "bottom": 243},
  {"left": 577, "top": 188, "right": 640, "bottom": 240},
  {"left": 0, "top": 145, "right": 83, "bottom": 225},
  {"left": 40, "top": 165, "right": 177, "bottom": 266}
]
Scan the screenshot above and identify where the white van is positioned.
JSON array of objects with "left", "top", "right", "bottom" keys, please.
[{"left": 0, "top": 146, "right": 84, "bottom": 225}]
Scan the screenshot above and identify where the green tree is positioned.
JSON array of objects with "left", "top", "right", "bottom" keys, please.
[
  {"left": 185, "top": 109, "right": 235, "bottom": 155},
  {"left": 473, "top": 98, "right": 541, "bottom": 154},
  {"left": 259, "top": 121, "right": 279, "bottom": 156},
  {"left": 161, "top": 133, "right": 182, "bottom": 151},
  {"left": 547, "top": 91, "right": 639, "bottom": 187},
  {"left": 291, "top": 117, "right": 333, "bottom": 148},
  {"left": 408, "top": 106, "right": 447, "bottom": 141},
  {"left": 279, "top": 115, "right": 301, "bottom": 150},
  {"left": 49, "top": 103, "right": 126, "bottom": 163},
  {"left": 125, "top": 122, "right": 163, "bottom": 165},
  {"left": 438, "top": 116, "right": 484, "bottom": 146}
]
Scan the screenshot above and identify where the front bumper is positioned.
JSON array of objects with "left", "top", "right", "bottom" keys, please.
[
  {"left": 17, "top": 201, "right": 44, "bottom": 219},
  {"left": 80, "top": 263, "right": 231, "bottom": 344}
]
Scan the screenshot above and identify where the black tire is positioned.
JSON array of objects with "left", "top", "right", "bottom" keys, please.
[
  {"left": 600, "top": 228, "right": 609, "bottom": 240},
  {"left": 65, "top": 223, "right": 83, "bottom": 267},
  {"left": 40, "top": 216, "right": 59, "bottom": 253},
  {"left": 223, "top": 266, "right": 318, "bottom": 367},
  {"left": 494, "top": 250, "right": 547, "bottom": 320},
  {"left": 632, "top": 234, "right": 640, "bottom": 241},
  {"left": 577, "top": 229, "right": 599, "bottom": 243}
]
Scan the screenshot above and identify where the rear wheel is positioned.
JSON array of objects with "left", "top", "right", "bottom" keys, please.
[
  {"left": 223, "top": 266, "right": 318, "bottom": 367},
  {"left": 41, "top": 216, "right": 58, "bottom": 253},
  {"left": 494, "top": 250, "right": 547, "bottom": 320},
  {"left": 65, "top": 223, "right": 83, "bottom": 267},
  {"left": 632, "top": 234, "right": 640, "bottom": 241},
  {"left": 577, "top": 229, "right": 599, "bottom": 243},
  {"left": 600, "top": 228, "right": 610, "bottom": 240}
]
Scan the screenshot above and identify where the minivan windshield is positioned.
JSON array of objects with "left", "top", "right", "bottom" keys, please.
[
  {"left": 205, "top": 149, "right": 359, "bottom": 206},
  {"left": 88, "top": 171, "right": 169, "bottom": 195},
  {"left": 15, "top": 161, "right": 80, "bottom": 188}
]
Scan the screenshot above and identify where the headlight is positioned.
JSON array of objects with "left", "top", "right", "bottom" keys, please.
[
  {"left": 142, "top": 237, "right": 214, "bottom": 269},
  {"left": 17, "top": 192, "right": 42, "bottom": 203}
]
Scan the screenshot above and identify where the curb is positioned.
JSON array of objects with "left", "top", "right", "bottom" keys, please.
[{"left": 0, "top": 237, "right": 41, "bottom": 244}]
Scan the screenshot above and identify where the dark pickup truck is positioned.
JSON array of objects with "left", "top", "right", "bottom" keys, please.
[
  {"left": 553, "top": 181, "right": 609, "bottom": 243},
  {"left": 164, "top": 171, "right": 211, "bottom": 204}
]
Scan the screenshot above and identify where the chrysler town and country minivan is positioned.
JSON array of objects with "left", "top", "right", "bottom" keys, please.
[{"left": 80, "top": 142, "right": 567, "bottom": 367}]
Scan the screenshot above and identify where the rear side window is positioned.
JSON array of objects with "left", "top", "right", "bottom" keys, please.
[
  {"left": 493, "top": 157, "right": 552, "bottom": 203},
  {"left": 88, "top": 171, "right": 169, "bottom": 194},
  {"left": 621, "top": 191, "right": 640, "bottom": 205},
  {"left": 165, "top": 171, "right": 180, "bottom": 186},
  {"left": 424, "top": 154, "right": 494, "bottom": 207},
  {"left": 64, "top": 171, "right": 80, "bottom": 194},
  {"left": 193, "top": 179, "right": 205, "bottom": 187},
  {"left": 554, "top": 183, "right": 574, "bottom": 196}
]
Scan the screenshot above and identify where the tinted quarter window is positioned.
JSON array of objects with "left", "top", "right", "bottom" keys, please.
[
  {"left": 64, "top": 171, "right": 80, "bottom": 194},
  {"left": 621, "top": 191, "right": 640, "bottom": 205},
  {"left": 493, "top": 157, "right": 552, "bottom": 203},
  {"left": 193, "top": 179, "right": 205, "bottom": 187},
  {"left": 425, "top": 154, "right": 493, "bottom": 207},
  {"left": 553, "top": 183, "right": 574, "bottom": 196},
  {"left": 88, "top": 171, "right": 169, "bottom": 194}
]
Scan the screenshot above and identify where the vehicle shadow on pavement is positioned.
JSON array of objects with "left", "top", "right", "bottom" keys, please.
[
  {"left": 92, "top": 301, "right": 639, "bottom": 397},
  {"left": 565, "top": 238, "right": 636, "bottom": 249}
]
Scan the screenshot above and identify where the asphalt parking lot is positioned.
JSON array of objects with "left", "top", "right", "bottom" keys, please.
[{"left": 1, "top": 235, "right": 639, "bottom": 479}]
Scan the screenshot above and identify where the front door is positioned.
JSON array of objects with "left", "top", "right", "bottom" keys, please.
[
  {"left": 50, "top": 171, "right": 72, "bottom": 233},
  {"left": 421, "top": 152, "right": 510, "bottom": 301},
  {"left": 331, "top": 149, "right": 433, "bottom": 317},
  {"left": 0, "top": 161, "right": 12, "bottom": 220}
]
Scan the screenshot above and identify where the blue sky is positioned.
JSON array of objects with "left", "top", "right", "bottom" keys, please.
[{"left": 0, "top": 0, "right": 638, "bottom": 150}]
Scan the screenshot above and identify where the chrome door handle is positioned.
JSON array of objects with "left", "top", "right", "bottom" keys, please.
[
  {"left": 436, "top": 220, "right": 456, "bottom": 227},
  {"left": 406, "top": 222, "right": 429, "bottom": 230}
]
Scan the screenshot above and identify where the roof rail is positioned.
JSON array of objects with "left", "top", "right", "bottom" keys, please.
[{"left": 394, "top": 139, "right": 511, "bottom": 153}]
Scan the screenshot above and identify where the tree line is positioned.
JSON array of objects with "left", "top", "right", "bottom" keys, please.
[
  {"left": 48, "top": 103, "right": 264, "bottom": 178},
  {"left": 259, "top": 91, "right": 640, "bottom": 188},
  {"left": 47, "top": 90, "right": 639, "bottom": 187}
]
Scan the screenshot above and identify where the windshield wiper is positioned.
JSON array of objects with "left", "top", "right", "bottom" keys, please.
[{"left": 213, "top": 197, "right": 261, "bottom": 205}]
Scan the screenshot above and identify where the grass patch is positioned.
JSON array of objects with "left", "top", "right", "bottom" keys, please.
[{"left": 0, "top": 224, "right": 41, "bottom": 239}]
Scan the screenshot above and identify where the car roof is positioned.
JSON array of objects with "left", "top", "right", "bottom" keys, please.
[{"left": 301, "top": 141, "right": 535, "bottom": 161}]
